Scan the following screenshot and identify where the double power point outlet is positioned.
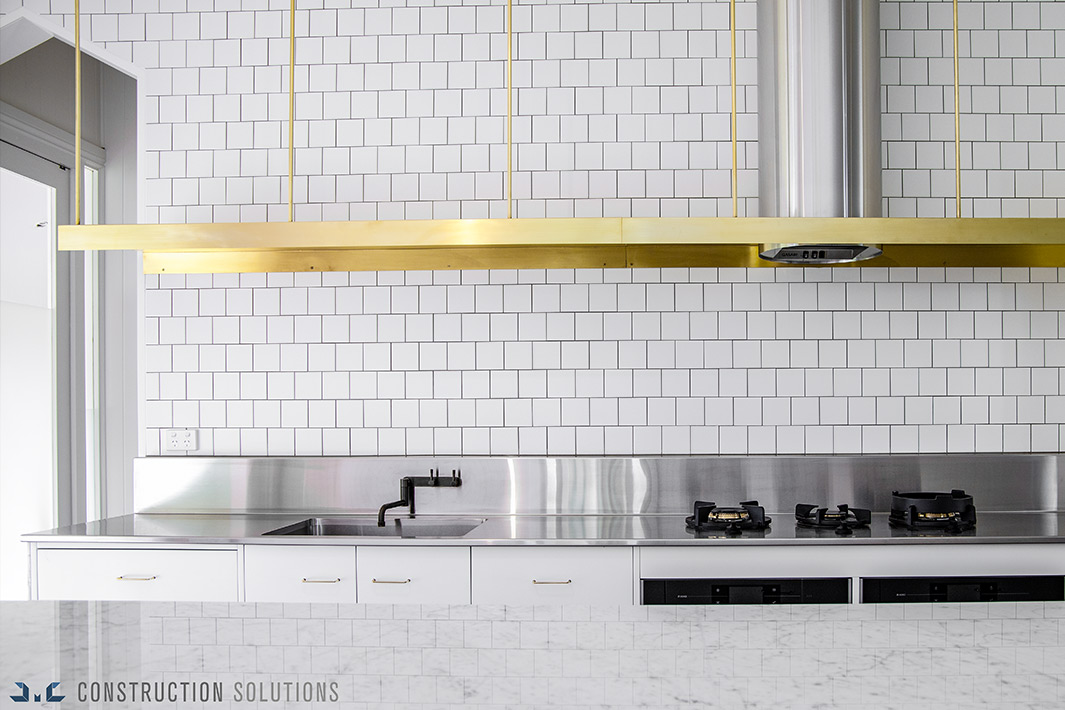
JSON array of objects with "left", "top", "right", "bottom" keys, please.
[{"left": 165, "top": 428, "right": 199, "bottom": 452}]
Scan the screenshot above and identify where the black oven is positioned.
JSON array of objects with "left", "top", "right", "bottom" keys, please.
[{"left": 862, "top": 576, "right": 1064, "bottom": 603}]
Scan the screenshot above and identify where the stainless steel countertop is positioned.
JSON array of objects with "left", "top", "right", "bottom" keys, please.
[{"left": 22, "top": 511, "right": 1065, "bottom": 546}]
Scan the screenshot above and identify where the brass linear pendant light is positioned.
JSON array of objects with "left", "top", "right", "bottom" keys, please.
[{"left": 59, "top": 0, "right": 1065, "bottom": 273}]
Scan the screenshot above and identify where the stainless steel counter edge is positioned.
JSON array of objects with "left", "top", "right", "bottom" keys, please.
[{"left": 22, "top": 512, "right": 1065, "bottom": 546}]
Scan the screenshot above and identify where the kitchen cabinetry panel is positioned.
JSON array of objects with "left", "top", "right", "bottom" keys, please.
[
  {"left": 471, "top": 546, "right": 633, "bottom": 605},
  {"left": 245, "top": 545, "right": 355, "bottom": 603},
  {"left": 640, "top": 544, "right": 1065, "bottom": 581},
  {"left": 36, "top": 548, "right": 240, "bottom": 601},
  {"left": 355, "top": 546, "right": 470, "bottom": 604}
]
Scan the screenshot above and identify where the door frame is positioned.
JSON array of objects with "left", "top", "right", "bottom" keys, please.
[{"left": 1, "top": 9, "right": 147, "bottom": 523}]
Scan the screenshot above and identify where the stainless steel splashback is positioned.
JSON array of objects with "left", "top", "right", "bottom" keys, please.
[{"left": 134, "top": 455, "right": 1063, "bottom": 515}]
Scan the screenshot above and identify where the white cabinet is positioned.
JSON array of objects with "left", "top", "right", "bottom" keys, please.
[
  {"left": 639, "top": 544, "right": 1065, "bottom": 580},
  {"left": 36, "top": 547, "right": 240, "bottom": 601},
  {"left": 245, "top": 545, "right": 355, "bottom": 603},
  {"left": 471, "top": 546, "right": 634, "bottom": 605},
  {"left": 355, "top": 546, "right": 471, "bottom": 604}
]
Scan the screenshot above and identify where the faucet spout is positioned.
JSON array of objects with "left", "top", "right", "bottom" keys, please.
[
  {"left": 376, "top": 470, "right": 461, "bottom": 526},
  {"left": 377, "top": 498, "right": 408, "bottom": 527},
  {"left": 377, "top": 477, "right": 414, "bottom": 526}
]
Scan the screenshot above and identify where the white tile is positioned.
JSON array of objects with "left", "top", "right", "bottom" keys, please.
[{"left": 253, "top": 288, "right": 281, "bottom": 316}]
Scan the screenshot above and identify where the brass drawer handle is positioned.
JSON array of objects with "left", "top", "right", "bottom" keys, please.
[
  {"left": 532, "top": 579, "right": 572, "bottom": 585},
  {"left": 116, "top": 575, "right": 157, "bottom": 581},
  {"left": 371, "top": 578, "right": 411, "bottom": 584},
  {"left": 301, "top": 578, "right": 341, "bottom": 584}
]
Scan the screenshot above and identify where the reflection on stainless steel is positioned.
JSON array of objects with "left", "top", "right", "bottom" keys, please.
[
  {"left": 889, "top": 526, "right": 977, "bottom": 538},
  {"left": 263, "top": 516, "right": 487, "bottom": 538},
  {"left": 795, "top": 526, "right": 872, "bottom": 540},
  {"left": 687, "top": 527, "right": 770, "bottom": 540},
  {"left": 135, "top": 455, "right": 1065, "bottom": 515},
  {"left": 22, "top": 512, "right": 1065, "bottom": 546}
]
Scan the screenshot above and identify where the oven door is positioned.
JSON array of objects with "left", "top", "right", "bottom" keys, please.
[
  {"left": 862, "top": 575, "right": 1064, "bottom": 603},
  {"left": 643, "top": 577, "right": 850, "bottom": 605},
  {"left": 640, "top": 544, "right": 1065, "bottom": 605}
]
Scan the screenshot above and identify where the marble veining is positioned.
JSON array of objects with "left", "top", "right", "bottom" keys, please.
[{"left": 1, "top": 601, "right": 1063, "bottom": 708}]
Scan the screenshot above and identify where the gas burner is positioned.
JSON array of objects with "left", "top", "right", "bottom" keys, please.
[
  {"left": 686, "top": 500, "right": 771, "bottom": 536},
  {"left": 889, "top": 490, "right": 976, "bottom": 533},
  {"left": 795, "top": 503, "right": 871, "bottom": 536}
]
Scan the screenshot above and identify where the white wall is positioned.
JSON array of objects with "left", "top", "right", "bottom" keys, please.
[
  {"left": 0, "top": 37, "right": 103, "bottom": 147},
  {"left": 144, "top": 265, "right": 1065, "bottom": 457},
  {"left": 7, "top": 0, "right": 757, "bottom": 223},
  {"left": 3, "top": 0, "right": 1063, "bottom": 458},
  {"left": 881, "top": 0, "right": 1065, "bottom": 217},
  {"left": 9, "top": 1, "right": 1061, "bottom": 221}
]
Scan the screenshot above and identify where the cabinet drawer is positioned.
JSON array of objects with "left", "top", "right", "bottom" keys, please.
[
  {"left": 471, "top": 547, "right": 633, "bottom": 605},
  {"left": 36, "top": 548, "right": 239, "bottom": 601},
  {"left": 356, "top": 546, "right": 470, "bottom": 604},
  {"left": 245, "top": 545, "right": 355, "bottom": 603}
]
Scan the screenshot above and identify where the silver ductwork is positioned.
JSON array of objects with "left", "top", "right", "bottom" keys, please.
[
  {"left": 757, "top": 0, "right": 882, "bottom": 263},
  {"left": 758, "top": 0, "right": 882, "bottom": 218}
]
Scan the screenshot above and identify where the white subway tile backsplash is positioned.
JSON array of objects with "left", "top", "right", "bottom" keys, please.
[{"left": 147, "top": 265, "right": 1065, "bottom": 456}]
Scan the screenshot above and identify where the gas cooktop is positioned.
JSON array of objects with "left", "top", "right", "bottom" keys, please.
[{"left": 685, "top": 489, "right": 981, "bottom": 539}]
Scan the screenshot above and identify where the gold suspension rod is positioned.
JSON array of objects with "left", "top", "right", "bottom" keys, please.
[
  {"left": 506, "top": 0, "right": 513, "bottom": 219},
  {"left": 288, "top": 0, "right": 296, "bottom": 222},
  {"left": 730, "top": 0, "right": 738, "bottom": 218},
  {"left": 953, "top": 0, "right": 961, "bottom": 218},
  {"left": 74, "top": 0, "right": 82, "bottom": 225}
]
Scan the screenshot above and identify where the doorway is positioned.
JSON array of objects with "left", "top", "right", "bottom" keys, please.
[
  {"left": 0, "top": 12, "right": 144, "bottom": 602},
  {"left": 0, "top": 145, "right": 67, "bottom": 599}
]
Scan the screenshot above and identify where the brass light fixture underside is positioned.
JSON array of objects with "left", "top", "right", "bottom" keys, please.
[{"left": 59, "top": 217, "right": 1065, "bottom": 273}]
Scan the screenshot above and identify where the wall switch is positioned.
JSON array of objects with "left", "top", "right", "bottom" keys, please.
[{"left": 165, "top": 428, "right": 198, "bottom": 452}]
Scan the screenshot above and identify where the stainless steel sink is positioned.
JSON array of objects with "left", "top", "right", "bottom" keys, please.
[{"left": 263, "top": 516, "right": 487, "bottom": 538}]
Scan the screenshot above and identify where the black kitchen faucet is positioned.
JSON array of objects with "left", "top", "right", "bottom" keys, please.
[{"left": 377, "top": 468, "right": 462, "bottom": 526}]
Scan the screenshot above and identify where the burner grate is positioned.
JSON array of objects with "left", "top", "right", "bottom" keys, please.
[
  {"left": 795, "top": 503, "right": 871, "bottom": 536},
  {"left": 686, "top": 500, "right": 771, "bottom": 536},
  {"left": 889, "top": 490, "right": 976, "bottom": 533}
]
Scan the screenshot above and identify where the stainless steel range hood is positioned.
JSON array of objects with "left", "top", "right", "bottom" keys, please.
[{"left": 757, "top": 0, "right": 882, "bottom": 263}]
